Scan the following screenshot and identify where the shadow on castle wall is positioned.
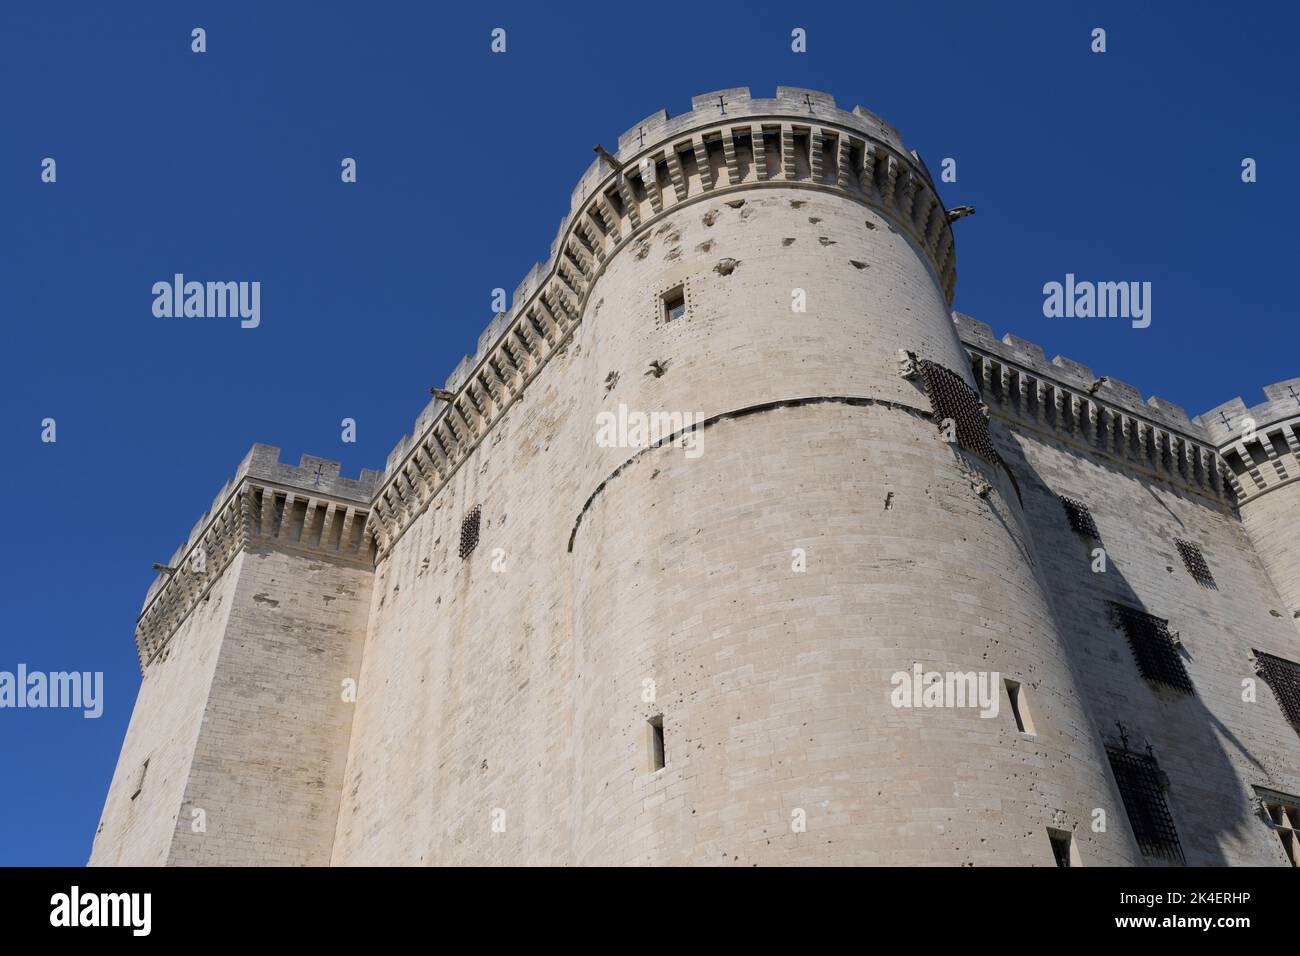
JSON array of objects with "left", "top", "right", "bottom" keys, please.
[{"left": 995, "top": 428, "right": 1260, "bottom": 866}]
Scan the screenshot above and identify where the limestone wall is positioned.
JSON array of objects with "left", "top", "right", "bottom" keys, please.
[
  {"left": 166, "top": 548, "right": 371, "bottom": 865},
  {"left": 89, "top": 564, "right": 238, "bottom": 865},
  {"left": 332, "top": 87, "right": 1134, "bottom": 866},
  {"left": 963, "top": 319, "right": 1300, "bottom": 865},
  {"left": 995, "top": 429, "right": 1300, "bottom": 865},
  {"left": 329, "top": 346, "right": 584, "bottom": 864},
  {"left": 95, "top": 86, "right": 1300, "bottom": 868},
  {"left": 91, "top": 448, "right": 378, "bottom": 866}
]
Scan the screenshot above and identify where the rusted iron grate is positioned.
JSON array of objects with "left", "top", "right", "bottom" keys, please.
[
  {"left": 1106, "top": 747, "right": 1185, "bottom": 863},
  {"left": 459, "top": 505, "right": 481, "bottom": 560},
  {"left": 1059, "top": 495, "right": 1100, "bottom": 539},
  {"left": 918, "top": 360, "right": 1001, "bottom": 464},
  {"left": 1109, "top": 603, "right": 1194, "bottom": 694}
]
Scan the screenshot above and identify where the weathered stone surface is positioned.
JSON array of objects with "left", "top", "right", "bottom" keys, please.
[{"left": 91, "top": 89, "right": 1300, "bottom": 868}]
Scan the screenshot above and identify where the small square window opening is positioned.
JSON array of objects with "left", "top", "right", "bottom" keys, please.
[{"left": 663, "top": 287, "right": 686, "bottom": 322}]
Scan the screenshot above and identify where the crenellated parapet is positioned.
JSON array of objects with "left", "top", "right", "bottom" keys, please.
[
  {"left": 133, "top": 445, "right": 381, "bottom": 670},
  {"left": 1196, "top": 378, "right": 1300, "bottom": 503},
  {"left": 955, "top": 314, "right": 1233, "bottom": 503},
  {"left": 369, "top": 86, "right": 958, "bottom": 560}
]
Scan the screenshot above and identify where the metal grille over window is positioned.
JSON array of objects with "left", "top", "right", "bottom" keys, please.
[
  {"left": 918, "top": 360, "right": 1000, "bottom": 464},
  {"left": 1109, "top": 603, "right": 1194, "bottom": 694},
  {"left": 1059, "top": 495, "right": 1099, "bottom": 539},
  {"left": 1174, "top": 539, "right": 1216, "bottom": 589},
  {"left": 1106, "top": 747, "right": 1185, "bottom": 863},
  {"left": 458, "top": 505, "right": 481, "bottom": 560},
  {"left": 1253, "top": 650, "right": 1300, "bottom": 730}
]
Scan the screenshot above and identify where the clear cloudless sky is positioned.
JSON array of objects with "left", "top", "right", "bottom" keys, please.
[{"left": 0, "top": 1, "right": 1295, "bottom": 864}]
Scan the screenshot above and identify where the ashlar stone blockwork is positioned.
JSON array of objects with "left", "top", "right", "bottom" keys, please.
[{"left": 92, "top": 87, "right": 1300, "bottom": 868}]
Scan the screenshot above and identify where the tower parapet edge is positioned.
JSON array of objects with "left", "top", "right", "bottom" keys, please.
[
  {"left": 133, "top": 444, "right": 381, "bottom": 671},
  {"left": 1196, "top": 379, "right": 1300, "bottom": 631},
  {"left": 370, "top": 85, "right": 959, "bottom": 561},
  {"left": 1196, "top": 378, "right": 1300, "bottom": 504},
  {"left": 955, "top": 314, "right": 1234, "bottom": 504}
]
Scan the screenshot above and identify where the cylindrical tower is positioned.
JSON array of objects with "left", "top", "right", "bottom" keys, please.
[
  {"left": 1200, "top": 380, "right": 1300, "bottom": 633},
  {"left": 564, "top": 87, "right": 1138, "bottom": 865}
]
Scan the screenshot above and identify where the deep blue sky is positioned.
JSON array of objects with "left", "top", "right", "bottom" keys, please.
[{"left": 1, "top": 2, "right": 1294, "bottom": 865}]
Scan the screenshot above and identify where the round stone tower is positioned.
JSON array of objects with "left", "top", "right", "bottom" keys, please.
[
  {"left": 560, "top": 87, "right": 1138, "bottom": 865},
  {"left": 96, "top": 86, "right": 1152, "bottom": 868},
  {"left": 1199, "top": 379, "right": 1300, "bottom": 632}
]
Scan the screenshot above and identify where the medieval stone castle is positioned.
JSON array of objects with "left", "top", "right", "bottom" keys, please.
[{"left": 91, "top": 88, "right": 1300, "bottom": 866}]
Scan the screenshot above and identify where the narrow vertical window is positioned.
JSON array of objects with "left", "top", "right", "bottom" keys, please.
[
  {"left": 648, "top": 715, "right": 665, "bottom": 771},
  {"left": 1047, "top": 828, "right": 1078, "bottom": 867},
  {"left": 1004, "top": 678, "right": 1036, "bottom": 735},
  {"left": 130, "top": 757, "right": 150, "bottom": 800},
  {"left": 1269, "top": 802, "right": 1297, "bottom": 864}
]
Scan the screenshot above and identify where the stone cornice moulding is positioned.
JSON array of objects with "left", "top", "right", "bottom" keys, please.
[
  {"left": 134, "top": 445, "right": 378, "bottom": 671},
  {"left": 956, "top": 319, "right": 1232, "bottom": 506},
  {"left": 1196, "top": 379, "right": 1300, "bottom": 505}
]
